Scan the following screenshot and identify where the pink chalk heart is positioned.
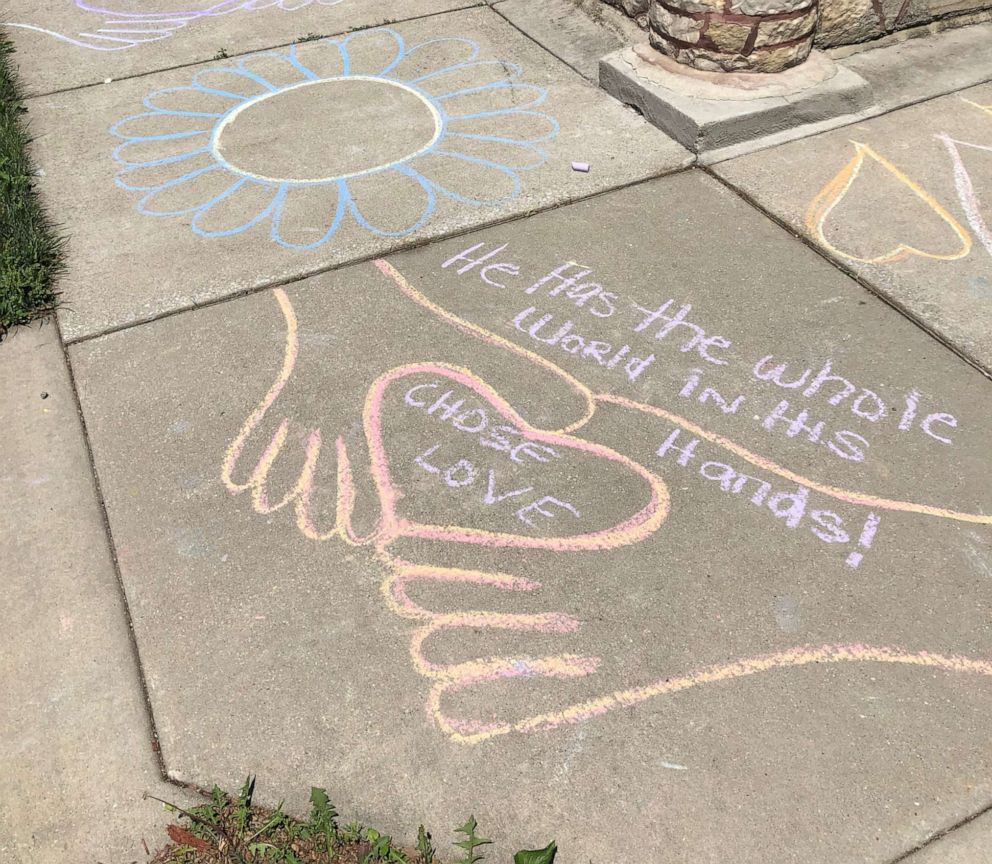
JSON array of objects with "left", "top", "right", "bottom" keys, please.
[{"left": 361, "top": 362, "right": 669, "bottom": 551}]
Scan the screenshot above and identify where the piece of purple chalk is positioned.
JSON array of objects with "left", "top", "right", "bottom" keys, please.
[{"left": 571, "top": 161, "right": 591, "bottom": 173}]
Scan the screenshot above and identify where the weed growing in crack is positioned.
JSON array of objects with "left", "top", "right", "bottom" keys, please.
[{"left": 145, "top": 776, "right": 557, "bottom": 864}]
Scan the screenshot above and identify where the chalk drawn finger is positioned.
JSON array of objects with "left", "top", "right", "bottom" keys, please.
[{"left": 430, "top": 643, "right": 992, "bottom": 745}]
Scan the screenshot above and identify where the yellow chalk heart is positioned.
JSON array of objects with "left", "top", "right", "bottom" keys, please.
[{"left": 805, "top": 141, "right": 972, "bottom": 265}]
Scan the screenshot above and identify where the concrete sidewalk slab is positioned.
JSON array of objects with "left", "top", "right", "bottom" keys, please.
[
  {"left": 0, "top": 324, "right": 197, "bottom": 864},
  {"left": 27, "top": 5, "right": 690, "bottom": 343},
  {"left": 3, "top": 0, "right": 483, "bottom": 96},
  {"left": 838, "top": 22, "right": 992, "bottom": 113},
  {"left": 493, "top": 0, "right": 627, "bottom": 81},
  {"left": 905, "top": 812, "right": 992, "bottom": 863},
  {"left": 69, "top": 171, "right": 992, "bottom": 863},
  {"left": 713, "top": 82, "right": 992, "bottom": 375}
]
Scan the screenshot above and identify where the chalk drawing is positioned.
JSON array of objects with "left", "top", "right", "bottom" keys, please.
[
  {"left": 379, "top": 259, "right": 990, "bottom": 525},
  {"left": 962, "top": 98, "right": 992, "bottom": 120},
  {"left": 222, "top": 263, "right": 992, "bottom": 745},
  {"left": 805, "top": 141, "right": 972, "bottom": 265},
  {"left": 209, "top": 77, "right": 444, "bottom": 185},
  {"left": 3, "top": 1, "right": 345, "bottom": 52},
  {"left": 111, "top": 29, "right": 558, "bottom": 249},
  {"left": 938, "top": 132, "right": 992, "bottom": 260}
]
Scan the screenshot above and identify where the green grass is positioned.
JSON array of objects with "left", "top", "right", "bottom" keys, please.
[
  {"left": 0, "top": 29, "right": 65, "bottom": 340},
  {"left": 148, "top": 776, "right": 558, "bottom": 864}
]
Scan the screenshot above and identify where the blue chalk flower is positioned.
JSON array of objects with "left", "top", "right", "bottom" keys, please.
[{"left": 111, "top": 28, "right": 559, "bottom": 249}]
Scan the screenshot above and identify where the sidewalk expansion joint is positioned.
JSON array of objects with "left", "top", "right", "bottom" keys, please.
[
  {"left": 20, "top": 2, "right": 490, "bottom": 102},
  {"left": 703, "top": 164, "right": 992, "bottom": 384},
  {"left": 884, "top": 798, "right": 992, "bottom": 863},
  {"left": 61, "top": 162, "right": 696, "bottom": 347},
  {"left": 53, "top": 312, "right": 172, "bottom": 784},
  {"left": 491, "top": 3, "right": 594, "bottom": 82}
]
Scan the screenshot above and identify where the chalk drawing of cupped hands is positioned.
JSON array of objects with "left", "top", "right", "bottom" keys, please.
[
  {"left": 4, "top": 1, "right": 346, "bottom": 52},
  {"left": 221, "top": 265, "right": 992, "bottom": 746}
]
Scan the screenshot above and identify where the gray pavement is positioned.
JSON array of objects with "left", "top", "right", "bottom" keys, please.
[
  {"left": 68, "top": 172, "right": 992, "bottom": 863},
  {"left": 905, "top": 811, "right": 992, "bottom": 863},
  {"left": 3, "top": 2, "right": 992, "bottom": 862},
  {"left": 3, "top": 0, "right": 484, "bottom": 96},
  {"left": 0, "top": 325, "right": 196, "bottom": 864},
  {"left": 493, "top": 0, "right": 631, "bottom": 81},
  {"left": 715, "top": 81, "right": 992, "bottom": 373},
  {"left": 27, "top": 5, "right": 688, "bottom": 342}
]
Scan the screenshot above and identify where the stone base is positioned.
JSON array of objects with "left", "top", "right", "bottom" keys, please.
[{"left": 599, "top": 44, "right": 872, "bottom": 152}]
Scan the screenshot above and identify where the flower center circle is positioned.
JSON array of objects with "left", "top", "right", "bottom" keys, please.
[{"left": 213, "top": 76, "right": 442, "bottom": 184}]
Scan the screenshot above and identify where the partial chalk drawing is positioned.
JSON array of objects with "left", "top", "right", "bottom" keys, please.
[
  {"left": 962, "top": 98, "right": 992, "bottom": 120},
  {"left": 937, "top": 106, "right": 992, "bottom": 261},
  {"left": 380, "top": 259, "right": 989, "bottom": 525},
  {"left": 4, "top": 1, "right": 345, "bottom": 52},
  {"left": 111, "top": 29, "right": 558, "bottom": 249},
  {"left": 805, "top": 141, "right": 972, "bottom": 265},
  {"left": 222, "top": 263, "right": 992, "bottom": 745},
  {"left": 939, "top": 135, "right": 992, "bottom": 260}
]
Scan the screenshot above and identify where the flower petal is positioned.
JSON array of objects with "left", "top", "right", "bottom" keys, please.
[
  {"left": 191, "top": 179, "right": 281, "bottom": 238},
  {"left": 117, "top": 149, "right": 216, "bottom": 191},
  {"left": 387, "top": 37, "right": 481, "bottom": 84},
  {"left": 438, "top": 82, "right": 548, "bottom": 120},
  {"left": 142, "top": 86, "right": 230, "bottom": 118},
  {"left": 113, "top": 132, "right": 211, "bottom": 169},
  {"left": 285, "top": 39, "right": 346, "bottom": 80},
  {"left": 446, "top": 110, "right": 559, "bottom": 145},
  {"left": 192, "top": 67, "right": 272, "bottom": 101},
  {"left": 136, "top": 164, "right": 238, "bottom": 217},
  {"left": 335, "top": 27, "right": 405, "bottom": 76},
  {"left": 411, "top": 151, "right": 519, "bottom": 206},
  {"left": 442, "top": 134, "right": 547, "bottom": 171},
  {"left": 111, "top": 111, "right": 211, "bottom": 141},
  {"left": 270, "top": 181, "right": 346, "bottom": 249},
  {"left": 408, "top": 60, "right": 523, "bottom": 102},
  {"left": 236, "top": 50, "right": 309, "bottom": 90},
  {"left": 345, "top": 166, "right": 435, "bottom": 236}
]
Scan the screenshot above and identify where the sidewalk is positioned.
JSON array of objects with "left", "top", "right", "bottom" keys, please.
[
  {"left": 0, "top": 325, "right": 197, "bottom": 863},
  {"left": 2, "top": 2, "right": 991, "bottom": 861}
]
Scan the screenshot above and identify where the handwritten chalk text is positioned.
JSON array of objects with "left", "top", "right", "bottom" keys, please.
[
  {"left": 656, "top": 428, "right": 880, "bottom": 567},
  {"left": 413, "top": 443, "right": 581, "bottom": 528}
]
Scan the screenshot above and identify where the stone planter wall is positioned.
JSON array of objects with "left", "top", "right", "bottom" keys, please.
[
  {"left": 647, "top": 0, "right": 818, "bottom": 71},
  {"left": 602, "top": 0, "right": 651, "bottom": 14},
  {"left": 597, "top": 0, "right": 992, "bottom": 58},
  {"left": 815, "top": 0, "right": 991, "bottom": 46}
]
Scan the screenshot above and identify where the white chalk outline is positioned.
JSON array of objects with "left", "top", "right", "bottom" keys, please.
[{"left": 210, "top": 76, "right": 443, "bottom": 185}]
